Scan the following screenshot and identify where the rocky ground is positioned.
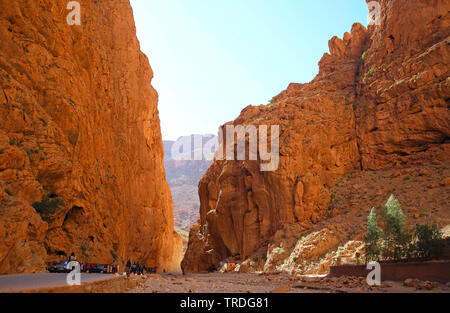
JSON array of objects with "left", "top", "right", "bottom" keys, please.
[{"left": 126, "top": 273, "right": 450, "bottom": 293}]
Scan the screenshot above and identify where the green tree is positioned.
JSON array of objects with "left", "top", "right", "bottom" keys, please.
[
  {"left": 382, "top": 195, "right": 411, "bottom": 261},
  {"left": 365, "top": 208, "right": 384, "bottom": 262}
]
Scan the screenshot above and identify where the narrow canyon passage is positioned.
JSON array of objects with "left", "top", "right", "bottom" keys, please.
[{"left": 0, "top": 0, "right": 448, "bottom": 297}]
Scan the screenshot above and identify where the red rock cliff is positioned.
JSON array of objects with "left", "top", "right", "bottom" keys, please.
[
  {"left": 182, "top": 0, "right": 449, "bottom": 273},
  {"left": 0, "top": 0, "right": 182, "bottom": 273}
]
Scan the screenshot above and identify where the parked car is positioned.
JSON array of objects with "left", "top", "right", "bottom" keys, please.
[
  {"left": 85, "top": 263, "right": 107, "bottom": 273},
  {"left": 48, "top": 261, "right": 77, "bottom": 273}
]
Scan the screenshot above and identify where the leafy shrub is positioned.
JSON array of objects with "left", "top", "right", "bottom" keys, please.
[
  {"left": 369, "top": 68, "right": 375, "bottom": 75},
  {"left": 411, "top": 224, "right": 445, "bottom": 260},
  {"left": 361, "top": 51, "right": 367, "bottom": 60},
  {"left": 32, "top": 193, "right": 65, "bottom": 215},
  {"left": 4, "top": 189, "right": 13, "bottom": 196}
]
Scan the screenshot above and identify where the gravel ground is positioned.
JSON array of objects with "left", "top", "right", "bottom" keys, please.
[{"left": 127, "top": 272, "right": 450, "bottom": 293}]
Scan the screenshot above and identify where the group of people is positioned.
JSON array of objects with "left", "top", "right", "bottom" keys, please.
[
  {"left": 66, "top": 253, "right": 158, "bottom": 275},
  {"left": 125, "top": 260, "right": 146, "bottom": 275}
]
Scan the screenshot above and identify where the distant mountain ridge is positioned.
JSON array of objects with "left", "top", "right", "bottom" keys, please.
[{"left": 164, "top": 135, "right": 216, "bottom": 231}]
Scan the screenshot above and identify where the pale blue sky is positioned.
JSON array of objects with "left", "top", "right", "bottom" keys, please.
[{"left": 130, "top": 0, "right": 369, "bottom": 140}]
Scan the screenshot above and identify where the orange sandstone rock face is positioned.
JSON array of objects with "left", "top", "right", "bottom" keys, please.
[
  {"left": 355, "top": 0, "right": 450, "bottom": 170},
  {"left": 182, "top": 23, "right": 368, "bottom": 272},
  {"left": 0, "top": 0, "right": 181, "bottom": 273},
  {"left": 182, "top": 0, "right": 450, "bottom": 273}
]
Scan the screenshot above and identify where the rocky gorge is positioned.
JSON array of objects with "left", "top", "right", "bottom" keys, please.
[{"left": 0, "top": 0, "right": 448, "bottom": 283}]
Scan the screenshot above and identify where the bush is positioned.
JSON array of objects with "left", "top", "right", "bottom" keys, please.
[
  {"left": 365, "top": 208, "right": 384, "bottom": 261},
  {"left": 411, "top": 224, "right": 445, "bottom": 260},
  {"left": 32, "top": 194, "right": 65, "bottom": 216},
  {"left": 361, "top": 51, "right": 367, "bottom": 60},
  {"left": 364, "top": 195, "right": 445, "bottom": 262}
]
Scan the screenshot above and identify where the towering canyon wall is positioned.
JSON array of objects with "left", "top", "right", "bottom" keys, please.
[
  {"left": 182, "top": 0, "right": 449, "bottom": 272},
  {"left": 0, "top": 0, "right": 181, "bottom": 273},
  {"left": 355, "top": 0, "right": 449, "bottom": 169}
]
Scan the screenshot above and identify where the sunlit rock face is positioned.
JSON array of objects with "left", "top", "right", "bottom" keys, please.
[
  {"left": 182, "top": 0, "right": 450, "bottom": 273},
  {"left": 355, "top": 0, "right": 450, "bottom": 169},
  {"left": 0, "top": 0, "right": 181, "bottom": 274}
]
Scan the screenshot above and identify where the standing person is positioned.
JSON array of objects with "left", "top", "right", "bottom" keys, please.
[
  {"left": 111, "top": 260, "right": 117, "bottom": 274},
  {"left": 125, "top": 259, "right": 131, "bottom": 277}
]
